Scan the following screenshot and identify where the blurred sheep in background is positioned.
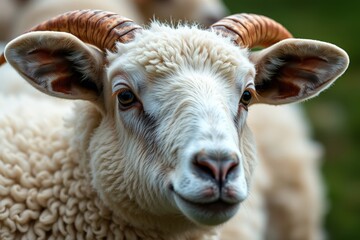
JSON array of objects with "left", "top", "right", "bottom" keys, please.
[
  {"left": 133, "top": 0, "right": 228, "bottom": 27},
  {"left": 0, "top": 0, "right": 20, "bottom": 41},
  {"left": 0, "top": 0, "right": 229, "bottom": 42}
]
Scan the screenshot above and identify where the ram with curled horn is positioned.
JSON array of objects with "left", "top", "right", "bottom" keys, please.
[{"left": 0, "top": 10, "right": 348, "bottom": 239}]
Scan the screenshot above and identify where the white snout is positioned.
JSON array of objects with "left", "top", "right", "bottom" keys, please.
[{"left": 171, "top": 140, "right": 248, "bottom": 226}]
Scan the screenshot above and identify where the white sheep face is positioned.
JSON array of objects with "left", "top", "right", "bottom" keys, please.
[
  {"left": 4, "top": 20, "right": 348, "bottom": 231},
  {"left": 101, "top": 23, "right": 257, "bottom": 226}
]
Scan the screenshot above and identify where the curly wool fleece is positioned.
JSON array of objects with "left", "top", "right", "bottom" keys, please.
[
  {"left": 0, "top": 99, "right": 115, "bottom": 239},
  {"left": 0, "top": 97, "right": 216, "bottom": 240}
]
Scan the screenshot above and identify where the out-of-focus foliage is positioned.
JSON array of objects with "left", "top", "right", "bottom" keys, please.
[{"left": 223, "top": 0, "right": 360, "bottom": 239}]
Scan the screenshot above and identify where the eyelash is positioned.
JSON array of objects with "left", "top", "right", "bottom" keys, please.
[
  {"left": 239, "top": 88, "right": 257, "bottom": 110},
  {"left": 113, "top": 83, "right": 139, "bottom": 110}
]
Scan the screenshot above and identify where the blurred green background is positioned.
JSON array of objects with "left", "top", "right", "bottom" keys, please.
[{"left": 223, "top": 0, "right": 359, "bottom": 239}]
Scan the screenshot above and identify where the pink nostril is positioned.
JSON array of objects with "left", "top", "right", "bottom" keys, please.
[
  {"left": 220, "top": 159, "right": 239, "bottom": 181},
  {"left": 196, "top": 156, "right": 221, "bottom": 180},
  {"left": 194, "top": 152, "right": 239, "bottom": 182}
]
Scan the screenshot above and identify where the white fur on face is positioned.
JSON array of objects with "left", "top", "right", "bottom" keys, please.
[
  {"left": 103, "top": 22, "right": 256, "bottom": 227},
  {"left": 157, "top": 71, "right": 250, "bottom": 225}
]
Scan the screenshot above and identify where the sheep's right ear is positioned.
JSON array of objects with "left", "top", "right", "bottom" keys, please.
[{"left": 4, "top": 31, "right": 105, "bottom": 102}]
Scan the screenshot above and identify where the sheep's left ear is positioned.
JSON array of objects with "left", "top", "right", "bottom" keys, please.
[
  {"left": 4, "top": 31, "right": 105, "bottom": 102},
  {"left": 250, "top": 39, "right": 349, "bottom": 105}
]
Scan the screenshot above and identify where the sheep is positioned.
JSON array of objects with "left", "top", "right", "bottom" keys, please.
[
  {"left": 0, "top": 1, "right": 337, "bottom": 238},
  {"left": 0, "top": 2, "right": 329, "bottom": 238},
  {"left": 0, "top": 10, "right": 349, "bottom": 239}
]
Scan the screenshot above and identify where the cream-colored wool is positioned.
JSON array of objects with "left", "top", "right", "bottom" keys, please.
[
  {"left": 0, "top": 97, "right": 218, "bottom": 240},
  {"left": 0, "top": 100, "right": 324, "bottom": 240}
]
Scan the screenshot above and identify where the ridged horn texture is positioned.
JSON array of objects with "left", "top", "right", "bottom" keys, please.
[
  {"left": 0, "top": 10, "right": 142, "bottom": 65},
  {"left": 27, "top": 9, "right": 142, "bottom": 51},
  {"left": 211, "top": 13, "right": 293, "bottom": 48}
]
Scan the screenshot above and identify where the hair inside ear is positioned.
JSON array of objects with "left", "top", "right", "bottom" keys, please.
[
  {"left": 5, "top": 32, "right": 105, "bottom": 101},
  {"left": 257, "top": 55, "right": 334, "bottom": 99},
  {"left": 252, "top": 39, "right": 349, "bottom": 105},
  {"left": 27, "top": 48, "right": 100, "bottom": 96}
]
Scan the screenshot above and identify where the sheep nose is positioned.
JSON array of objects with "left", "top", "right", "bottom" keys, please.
[{"left": 193, "top": 151, "right": 239, "bottom": 183}]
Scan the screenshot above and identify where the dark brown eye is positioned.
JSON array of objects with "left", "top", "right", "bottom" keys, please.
[
  {"left": 117, "top": 89, "right": 137, "bottom": 108},
  {"left": 240, "top": 90, "right": 252, "bottom": 106}
]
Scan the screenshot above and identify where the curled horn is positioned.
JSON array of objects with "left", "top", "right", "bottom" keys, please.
[
  {"left": 211, "top": 13, "right": 292, "bottom": 48},
  {"left": 0, "top": 9, "right": 142, "bottom": 65}
]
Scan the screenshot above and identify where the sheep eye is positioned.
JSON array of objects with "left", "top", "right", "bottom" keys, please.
[
  {"left": 240, "top": 90, "right": 252, "bottom": 106},
  {"left": 117, "top": 90, "right": 137, "bottom": 108}
]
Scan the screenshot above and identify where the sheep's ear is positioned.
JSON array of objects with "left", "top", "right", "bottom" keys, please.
[
  {"left": 4, "top": 31, "right": 105, "bottom": 102},
  {"left": 250, "top": 39, "right": 349, "bottom": 105}
]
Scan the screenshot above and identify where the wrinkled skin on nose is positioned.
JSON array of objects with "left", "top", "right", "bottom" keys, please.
[{"left": 193, "top": 151, "right": 239, "bottom": 184}]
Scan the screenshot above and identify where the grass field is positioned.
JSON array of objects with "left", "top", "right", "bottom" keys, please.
[{"left": 222, "top": 0, "right": 360, "bottom": 239}]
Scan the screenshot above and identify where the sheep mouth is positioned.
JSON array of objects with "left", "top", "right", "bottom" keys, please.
[
  {"left": 173, "top": 190, "right": 240, "bottom": 226},
  {"left": 179, "top": 194, "right": 238, "bottom": 212}
]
